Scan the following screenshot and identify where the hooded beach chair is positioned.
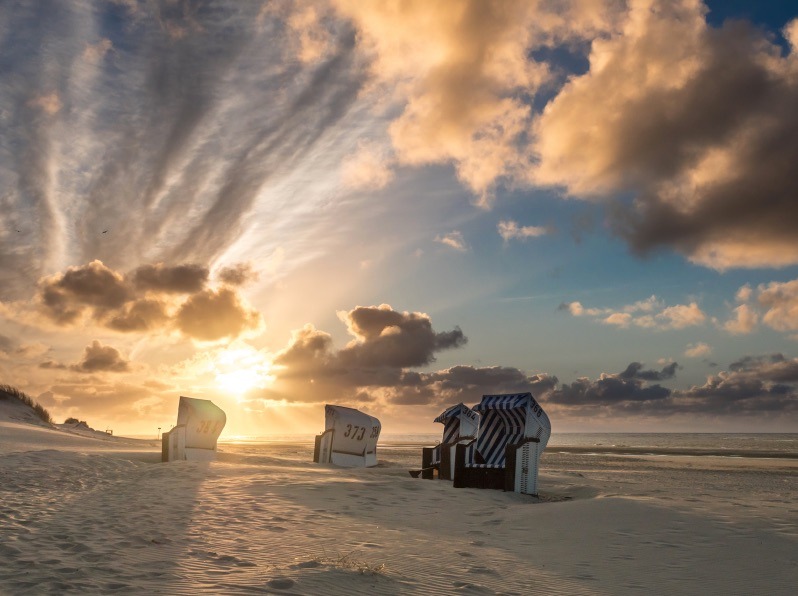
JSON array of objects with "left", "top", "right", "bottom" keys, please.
[
  {"left": 313, "top": 404, "right": 382, "bottom": 467},
  {"left": 453, "top": 393, "right": 551, "bottom": 495},
  {"left": 161, "top": 396, "right": 226, "bottom": 462},
  {"left": 416, "top": 403, "right": 479, "bottom": 480}
]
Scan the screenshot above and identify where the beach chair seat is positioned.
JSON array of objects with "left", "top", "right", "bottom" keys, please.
[
  {"left": 453, "top": 393, "right": 550, "bottom": 495},
  {"left": 313, "top": 405, "right": 381, "bottom": 468},
  {"left": 415, "top": 403, "right": 479, "bottom": 480}
]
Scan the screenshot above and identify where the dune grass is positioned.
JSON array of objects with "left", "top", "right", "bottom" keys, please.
[{"left": 0, "top": 384, "right": 54, "bottom": 425}]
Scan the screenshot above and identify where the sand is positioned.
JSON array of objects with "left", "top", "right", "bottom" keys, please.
[{"left": 1, "top": 416, "right": 796, "bottom": 594}]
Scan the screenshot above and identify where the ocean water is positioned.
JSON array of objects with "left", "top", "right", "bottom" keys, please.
[{"left": 219, "top": 433, "right": 798, "bottom": 456}]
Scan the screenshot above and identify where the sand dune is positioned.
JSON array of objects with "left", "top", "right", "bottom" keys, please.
[{"left": 1, "top": 420, "right": 796, "bottom": 594}]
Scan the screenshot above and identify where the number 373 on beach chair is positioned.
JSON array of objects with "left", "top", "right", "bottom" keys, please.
[
  {"left": 453, "top": 393, "right": 551, "bottom": 496},
  {"left": 413, "top": 403, "right": 479, "bottom": 480},
  {"left": 313, "top": 404, "right": 382, "bottom": 468}
]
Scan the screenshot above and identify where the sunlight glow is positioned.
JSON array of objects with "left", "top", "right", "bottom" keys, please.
[{"left": 213, "top": 346, "right": 274, "bottom": 398}]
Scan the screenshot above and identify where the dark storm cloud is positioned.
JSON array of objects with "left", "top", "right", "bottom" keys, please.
[{"left": 0, "top": 2, "right": 366, "bottom": 299}]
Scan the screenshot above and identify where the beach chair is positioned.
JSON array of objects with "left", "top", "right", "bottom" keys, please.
[
  {"left": 161, "top": 396, "right": 226, "bottom": 462},
  {"left": 313, "top": 404, "right": 381, "bottom": 467},
  {"left": 415, "top": 403, "right": 479, "bottom": 480},
  {"left": 453, "top": 393, "right": 550, "bottom": 495}
]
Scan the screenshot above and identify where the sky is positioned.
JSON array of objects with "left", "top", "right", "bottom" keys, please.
[{"left": 1, "top": 0, "right": 797, "bottom": 437}]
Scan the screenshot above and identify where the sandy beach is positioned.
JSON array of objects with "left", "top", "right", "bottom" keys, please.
[{"left": 1, "top": 415, "right": 796, "bottom": 595}]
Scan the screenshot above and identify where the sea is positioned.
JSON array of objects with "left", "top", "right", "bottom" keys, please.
[{"left": 218, "top": 433, "right": 798, "bottom": 458}]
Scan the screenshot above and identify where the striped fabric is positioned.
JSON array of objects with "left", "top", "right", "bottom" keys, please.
[
  {"left": 466, "top": 393, "right": 537, "bottom": 468},
  {"left": 434, "top": 403, "right": 466, "bottom": 423},
  {"left": 474, "top": 393, "right": 531, "bottom": 412},
  {"left": 442, "top": 417, "right": 460, "bottom": 444}
]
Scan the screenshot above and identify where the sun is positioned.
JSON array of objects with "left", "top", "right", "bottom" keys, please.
[{"left": 213, "top": 345, "right": 274, "bottom": 398}]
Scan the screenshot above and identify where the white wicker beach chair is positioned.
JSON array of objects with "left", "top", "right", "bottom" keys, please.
[
  {"left": 161, "top": 396, "right": 226, "bottom": 462},
  {"left": 313, "top": 405, "right": 381, "bottom": 468},
  {"left": 453, "top": 393, "right": 550, "bottom": 495}
]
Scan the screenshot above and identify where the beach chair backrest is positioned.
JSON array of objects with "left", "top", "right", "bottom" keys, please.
[
  {"left": 473, "top": 393, "right": 548, "bottom": 466},
  {"left": 176, "top": 395, "right": 226, "bottom": 452},
  {"left": 322, "top": 404, "right": 381, "bottom": 467}
]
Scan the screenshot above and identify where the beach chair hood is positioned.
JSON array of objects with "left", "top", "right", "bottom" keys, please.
[
  {"left": 474, "top": 393, "right": 550, "bottom": 450},
  {"left": 434, "top": 403, "right": 479, "bottom": 443},
  {"left": 314, "top": 404, "right": 381, "bottom": 467},
  {"left": 177, "top": 396, "right": 227, "bottom": 451},
  {"left": 162, "top": 396, "right": 226, "bottom": 462}
]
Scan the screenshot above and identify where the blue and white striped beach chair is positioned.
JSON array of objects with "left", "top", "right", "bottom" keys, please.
[
  {"left": 416, "top": 403, "right": 479, "bottom": 480},
  {"left": 453, "top": 393, "right": 551, "bottom": 495}
]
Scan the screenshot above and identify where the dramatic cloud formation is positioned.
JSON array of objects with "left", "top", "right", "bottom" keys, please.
[
  {"left": 0, "top": 1, "right": 367, "bottom": 300},
  {"left": 5, "top": 261, "right": 261, "bottom": 341},
  {"left": 262, "top": 304, "right": 556, "bottom": 407},
  {"left": 533, "top": 1, "right": 798, "bottom": 269},
  {"left": 560, "top": 295, "right": 705, "bottom": 330}
]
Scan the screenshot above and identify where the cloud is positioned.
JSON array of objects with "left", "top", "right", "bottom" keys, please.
[
  {"left": 724, "top": 304, "right": 759, "bottom": 335},
  {"left": 174, "top": 288, "right": 262, "bottom": 342},
  {"left": 532, "top": 3, "right": 798, "bottom": 270},
  {"left": 673, "top": 355, "right": 798, "bottom": 414},
  {"left": 132, "top": 263, "right": 209, "bottom": 294},
  {"left": 619, "top": 361, "right": 678, "bottom": 381},
  {"left": 27, "top": 93, "right": 62, "bottom": 115},
  {"left": 331, "top": 0, "right": 623, "bottom": 206},
  {"left": 720, "top": 279, "right": 798, "bottom": 336},
  {"left": 71, "top": 340, "right": 131, "bottom": 373},
  {"left": 561, "top": 295, "right": 705, "bottom": 330},
  {"left": 37, "top": 261, "right": 132, "bottom": 325},
  {"left": 497, "top": 220, "right": 548, "bottom": 242},
  {"left": 216, "top": 263, "right": 259, "bottom": 286},
  {"left": 266, "top": 304, "right": 505, "bottom": 406},
  {"left": 435, "top": 231, "right": 468, "bottom": 252},
  {"left": 82, "top": 38, "right": 113, "bottom": 63},
  {"left": 757, "top": 279, "right": 798, "bottom": 332},
  {"left": 684, "top": 342, "right": 712, "bottom": 358},
  {"left": 0, "top": 2, "right": 368, "bottom": 300},
  {"left": 337, "top": 304, "right": 467, "bottom": 368},
  {"left": 340, "top": 140, "right": 395, "bottom": 191},
  {"left": 545, "top": 355, "right": 797, "bottom": 418},
  {"left": 5, "top": 260, "right": 262, "bottom": 341},
  {"left": 653, "top": 303, "right": 706, "bottom": 330}
]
